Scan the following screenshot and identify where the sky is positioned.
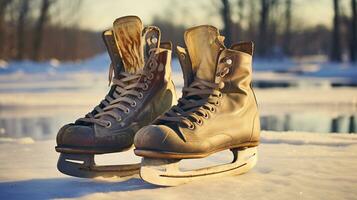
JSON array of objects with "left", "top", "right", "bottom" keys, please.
[{"left": 56, "top": 0, "right": 353, "bottom": 31}]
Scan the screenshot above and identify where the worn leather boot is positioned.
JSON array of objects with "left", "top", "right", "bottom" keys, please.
[
  {"left": 55, "top": 16, "right": 177, "bottom": 178},
  {"left": 134, "top": 25, "right": 260, "bottom": 186}
]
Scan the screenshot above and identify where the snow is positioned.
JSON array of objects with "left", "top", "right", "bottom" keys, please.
[
  {"left": 0, "top": 54, "right": 111, "bottom": 74},
  {"left": 0, "top": 131, "right": 356, "bottom": 200},
  {"left": 1, "top": 54, "right": 356, "bottom": 87},
  {"left": 254, "top": 56, "right": 357, "bottom": 79},
  {"left": 0, "top": 137, "right": 34, "bottom": 144}
]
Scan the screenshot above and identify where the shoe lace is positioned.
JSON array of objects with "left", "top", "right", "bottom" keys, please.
[
  {"left": 77, "top": 48, "right": 158, "bottom": 127},
  {"left": 158, "top": 78, "right": 224, "bottom": 129}
]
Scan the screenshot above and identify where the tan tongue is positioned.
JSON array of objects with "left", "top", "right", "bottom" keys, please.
[
  {"left": 113, "top": 16, "right": 144, "bottom": 74},
  {"left": 184, "top": 25, "right": 222, "bottom": 81}
]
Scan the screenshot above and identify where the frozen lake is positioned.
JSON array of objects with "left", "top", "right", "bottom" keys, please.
[
  {"left": 0, "top": 56, "right": 356, "bottom": 140},
  {"left": 0, "top": 104, "right": 356, "bottom": 141}
]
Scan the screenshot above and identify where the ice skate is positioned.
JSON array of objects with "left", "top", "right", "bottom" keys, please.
[
  {"left": 55, "top": 16, "right": 177, "bottom": 178},
  {"left": 134, "top": 25, "right": 260, "bottom": 186}
]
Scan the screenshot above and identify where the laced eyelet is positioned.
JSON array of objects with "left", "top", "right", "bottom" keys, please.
[
  {"left": 138, "top": 92, "right": 144, "bottom": 99},
  {"left": 105, "top": 121, "right": 112, "bottom": 128},
  {"left": 218, "top": 93, "right": 223, "bottom": 98},
  {"left": 210, "top": 107, "right": 216, "bottom": 112},
  {"left": 143, "top": 83, "right": 149, "bottom": 90},
  {"left": 148, "top": 73, "right": 154, "bottom": 80},
  {"left": 218, "top": 67, "right": 230, "bottom": 77},
  {"left": 124, "top": 108, "right": 130, "bottom": 114},
  {"left": 215, "top": 101, "right": 220, "bottom": 105},
  {"left": 149, "top": 62, "right": 155, "bottom": 68},
  {"left": 116, "top": 117, "right": 122, "bottom": 122},
  {"left": 203, "top": 113, "right": 209, "bottom": 119},
  {"left": 151, "top": 36, "right": 158, "bottom": 44},
  {"left": 188, "top": 123, "right": 195, "bottom": 130},
  {"left": 226, "top": 58, "right": 233, "bottom": 65},
  {"left": 197, "top": 119, "right": 203, "bottom": 126},
  {"left": 131, "top": 101, "right": 137, "bottom": 107}
]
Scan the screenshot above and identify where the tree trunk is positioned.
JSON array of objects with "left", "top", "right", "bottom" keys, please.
[
  {"left": 238, "top": 0, "right": 245, "bottom": 21},
  {"left": 269, "top": 0, "right": 279, "bottom": 54},
  {"left": 283, "top": 0, "right": 292, "bottom": 56},
  {"left": 32, "top": 0, "right": 52, "bottom": 61},
  {"left": 331, "top": 0, "right": 342, "bottom": 62},
  {"left": 16, "top": 0, "right": 29, "bottom": 60},
  {"left": 247, "top": 1, "right": 257, "bottom": 40},
  {"left": 258, "top": 0, "right": 269, "bottom": 57},
  {"left": 236, "top": 0, "right": 245, "bottom": 39},
  {"left": 0, "top": 0, "right": 12, "bottom": 59},
  {"left": 221, "top": 0, "right": 232, "bottom": 46},
  {"left": 350, "top": 0, "right": 356, "bottom": 62}
]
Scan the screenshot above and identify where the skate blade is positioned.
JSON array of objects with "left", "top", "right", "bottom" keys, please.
[
  {"left": 57, "top": 153, "right": 140, "bottom": 178},
  {"left": 140, "top": 147, "right": 257, "bottom": 186}
]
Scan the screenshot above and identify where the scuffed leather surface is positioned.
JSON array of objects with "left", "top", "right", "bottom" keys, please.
[
  {"left": 56, "top": 16, "right": 177, "bottom": 152},
  {"left": 184, "top": 25, "right": 222, "bottom": 82},
  {"left": 135, "top": 27, "right": 260, "bottom": 154}
]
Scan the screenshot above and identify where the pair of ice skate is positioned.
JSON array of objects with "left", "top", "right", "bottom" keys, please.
[{"left": 55, "top": 16, "right": 260, "bottom": 186}]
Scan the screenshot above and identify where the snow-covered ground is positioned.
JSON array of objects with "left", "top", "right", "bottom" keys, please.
[
  {"left": 1, "top": 54, "right": 357, "bottom": 87},
  {"left": 0, "top": 132, "right": 356, "bottom": 200}
]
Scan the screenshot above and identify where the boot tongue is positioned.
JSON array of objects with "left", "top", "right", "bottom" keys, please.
[
  {"left": 113, "top": 16, "right": 144, "bottom": 74},
  {"left": 184, "top": 26, "right": 222, "bottom": 82}
]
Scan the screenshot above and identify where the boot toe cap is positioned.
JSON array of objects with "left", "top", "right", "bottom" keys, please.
[
  {"left": 56, "top": 124, "right": 95, "bottom": 147},
  {"left": 134, "top": 125, "right": 184, "bottom": 152},
  {"left": 134, "top": 125, "right": 169, "bottom": 150},
  {"left": 134, "top": 125, "right": 215, "bottom": 155}
]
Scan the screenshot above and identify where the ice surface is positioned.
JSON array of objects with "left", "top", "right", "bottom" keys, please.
[
  {"left": 1, "top": 54, "right": 357, "bottom": 87},
  {"left": 0, "top": 131, "right": 356, "bottom": 200}
]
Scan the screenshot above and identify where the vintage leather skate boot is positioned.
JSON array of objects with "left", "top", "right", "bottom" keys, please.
[
  {"left": 134, "top": 25, "right": 260, "bottom": 186},
  {"left": 55, "top": 16, "right": 177, "bottom": 178}
]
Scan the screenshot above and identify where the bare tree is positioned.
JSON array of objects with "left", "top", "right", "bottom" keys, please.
[
  {"left": 235, "top": 0, "right": 245, "bottom": 38},
  {"left": 268, "top": 0, "right": 279, "bottom": 54},
  {"left": 331, "top": 0, "right": 342, "bottom": 62},
  {"left": 283, "top": 0, "right": 292, "bottom": 56},
  {"left": 32, "top": 0, "right": 54, "bottom": 61},
  {"left": 66, "top": 0, "right": 82, "bottom": 60},
  {"left": 350, "top": 0, "right": 356, "bottom": 62},
  {"left": 16, "top": 0, "right": 29, "bottom": 60},
  {"left": 258, "top": 0, "right": 270, "bottom": 57},
  {"left": 237, "top": 0, "right": 245, "bottom": 21},
  {"left": 221, "top": 0, "right": 232, "bottom": 46},
  {"left": 0, "top": 0, "right": 12, "bottom": 59},
  {"left": 247, "top": 0, "right": 257, "bottom": 40}
]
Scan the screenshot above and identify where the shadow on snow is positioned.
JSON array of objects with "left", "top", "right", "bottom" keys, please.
[{"left": 0, "top": 177, "right": 157, "bottom": 199}]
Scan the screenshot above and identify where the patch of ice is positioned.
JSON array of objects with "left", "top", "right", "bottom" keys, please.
[
  {"left": 261, "top": 131, "right": 357, "bottom": 147},
  {"left": 0, "top": 137, "right": 35, "bottom": 144},
  {"left": 50, "top": 59, "right": 60, "bottom": 68},
  {"left": 0, "top": 60, "right": 8, "bottom": 69}
]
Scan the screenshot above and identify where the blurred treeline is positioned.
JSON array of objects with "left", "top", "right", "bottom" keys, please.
[
  {"left": 156, "top": 0, "right": 356, "bottom": 63},
  {"left": 0, "top": 0, "right": 103, "bottom": 61},
  {"left": 0, "top": 0, "right": 356, "bottom": 63}
]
